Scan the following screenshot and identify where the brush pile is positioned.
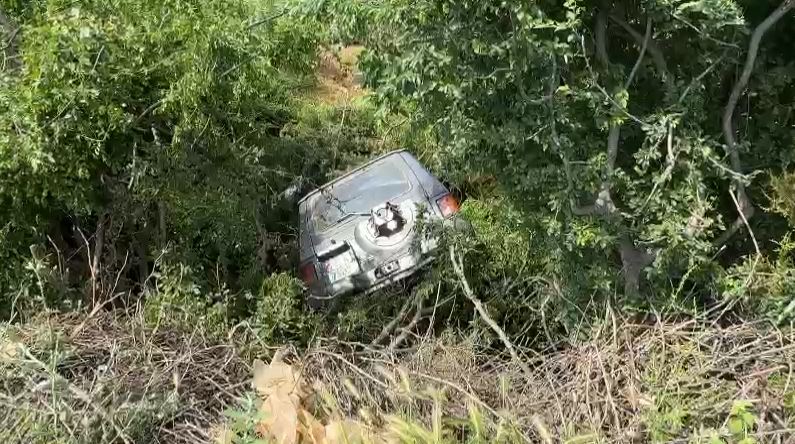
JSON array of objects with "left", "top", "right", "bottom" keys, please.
[
  {"left": 300, "top": 319, "right": 795, "bottom": 442},
  {"left": 0, "top": 312, "right": 249, "bottom": 444},
  {"left": 3, "top": 311, "right": 795, "bottom": 443}
]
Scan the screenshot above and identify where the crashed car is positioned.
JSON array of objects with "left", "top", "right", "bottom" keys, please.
[{"left": 298, "top": 150, "right": 464, "bottom": 307}]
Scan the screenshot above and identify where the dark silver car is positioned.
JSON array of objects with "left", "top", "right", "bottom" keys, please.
[{"left": 298, "top": 150, "right": 463, "bottom": 306}]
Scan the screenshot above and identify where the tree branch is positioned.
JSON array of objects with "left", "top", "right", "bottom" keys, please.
[
  {"left": 449, "top": 245, "right": 532, "bottom": 378},
  {"left": 595, "top": 9, "right": 609, "bottom": 68},
  {"left": 132, "top": 99, "right": 164, "bottom": 126},
  {"left": 247, "top": 10, "right": 286, "bottom": 30},
  {"left": 716, "top": 0, "right": 793, "bottom": 246},
  {"left": 388, "top": 294, "right": 424, "bottom": 351},
  {"left": 575, "top": 11, "right": 657, "bottom": 294},
  {"left": 595, "top": 8, "right": 619, "bottom": 215},
  {"left": 623, "top": 19, "right": 652, "bottom": 90},
  {"left": 609, "top": 14, "right": 669, "bottom": 82},
  {"left": 371, "top": 294, "right": 416, "bottom": 346},
  {"left": 722, "top": 0, "right": 794, "bottom": 177},
  {"left": 90, "top": 213, "right": 107, "bottom": 305}
]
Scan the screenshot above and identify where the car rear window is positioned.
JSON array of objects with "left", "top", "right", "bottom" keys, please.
[{"left": 308, "top": 156, "right": 412, "bottom": 232}]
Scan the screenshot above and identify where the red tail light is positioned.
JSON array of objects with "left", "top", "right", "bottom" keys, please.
[
  {"left": 436, "top": 193, "right": 460, "bottom": 218},
  {"left": 299, "top": 263, "right": 317, "bottom": 285}
]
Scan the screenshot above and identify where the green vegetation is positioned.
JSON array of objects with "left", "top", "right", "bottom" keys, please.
[{"left": 2, "top": 0, "right": 795, "bottom": 442}]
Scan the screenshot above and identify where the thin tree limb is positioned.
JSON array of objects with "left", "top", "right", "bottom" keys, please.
[
  {"left": 677, "top": 50, "right": 728, "bottom": 105},
  {"left": 371, "top": 294, "right": 416, "bottom": 346},
  {"left": 90, "top": 213, "right": 107, "bottom": 305},
  {"left": 1, "top": 26, "right": 19, "bottom": 51},
  {"left": 388, "top": 295, "right": 424, "bottom": 351},
  {"left": 449, "top": 245, "right": 532, "bottom": 378},
  {"left": 1, "top": 8, "right": 21, "bottom": 71},
  {"left": 580, "top": 36, "right": 647, "bottom": 127},
  {"left": 624, "top": 19, "right": 652, "bottom": 90},
  {"left": 609, "top": 14, "right": 669, "bottom": 81},
  {"left": 577, "top": 13, "right": 657, "bottom": 294},
  {"left": 132, "top": 99, "right": 164, "bottom": 126},
  {"left": 247, "top": 10, "right": 286, "bottom": 30},
  {"left": 723, "top": 0, "right": 794, "bottom": 188},
  {"left": 595, "top": 10, "right": 619, "bottom": 215}
]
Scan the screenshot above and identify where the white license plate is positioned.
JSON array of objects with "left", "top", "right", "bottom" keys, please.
[{"left": 324, "top": 250, "right": 359, "bottom": 283}]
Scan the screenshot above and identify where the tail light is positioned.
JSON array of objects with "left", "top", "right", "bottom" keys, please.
[
  {"left": 299, "top": 263, "right": 317, "bottom": 285},
  {"left": 436, "top": 193, "right": 460, "bottom": 218}
]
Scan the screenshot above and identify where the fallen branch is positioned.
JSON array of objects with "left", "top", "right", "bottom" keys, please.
[
  {"left": 388, "top": 295, "right": 424, "bottom": 352},
  {"left": 449, "top": 245, "right": 532, "bottom": 378},
  {"left": 371, "top": 294, "right": 416, "bottom": 346}
]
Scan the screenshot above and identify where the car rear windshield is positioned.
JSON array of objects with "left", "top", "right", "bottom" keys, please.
[{"left": 308, "top": 157, "right": 412, "bottom": 232}]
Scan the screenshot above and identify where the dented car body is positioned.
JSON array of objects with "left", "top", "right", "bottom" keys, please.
[{"left": 298, "top": 150, "right": 462, "bottom": 306}]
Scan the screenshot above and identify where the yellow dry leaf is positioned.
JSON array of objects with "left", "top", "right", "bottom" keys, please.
[
  {"left": 253, "top": 358, "right": 309, "bottom": 402},
  {"left": 298, "top": 408, "right": 326, "bottom": 444},
  {"left": 325, "top": 419, "right": 368, "bottom": 444},
  {"left": 0, "top": 340, "right": 21, "bottom": 362},
  {"left": 257, "top": 391, "right": 299, "bottom": 444}
]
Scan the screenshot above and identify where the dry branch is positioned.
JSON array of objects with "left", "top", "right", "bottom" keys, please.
[
  {"left": 301, "top": 318, "right": 795, "bottom": 443},
  {"left": 371, "top": 294, "right": 416, "bottom": 346},
  {"left": 1, "top": 312, "right": 248, "bottom": 444}
]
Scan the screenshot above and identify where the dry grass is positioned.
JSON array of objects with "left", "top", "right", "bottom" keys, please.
[
  {"left": 3, "top": 310, "right": 795, "bottom": 443},
  {"left": 0, "top": 311, "right": 249, "bottom": 444},
  {"left": 310, "top": 46, "right": 367, "bottom": 105},
  {"left": 298, "top": 317, "right": 795, "bottom": 443}
]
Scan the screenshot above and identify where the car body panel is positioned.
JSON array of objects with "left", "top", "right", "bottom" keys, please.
[{"left": 298, "top": 150, "right": 456, "bottom": 305}]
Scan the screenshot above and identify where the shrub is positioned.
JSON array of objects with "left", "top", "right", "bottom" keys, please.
[
  {"left": 251, "top": 272, "right": 319, "bottom": 344},
  {"left": 143, "top": 263, "right": 230, "bottom": 338}
]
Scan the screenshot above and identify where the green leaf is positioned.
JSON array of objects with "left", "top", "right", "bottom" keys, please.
[
  {"left": 730, "top": 400, "right": 754, "bottom": 416},
  {"left": 708, "top": 434, "right": 726, "bottom": 444},
  {"left": 728, "top": 417, "right": 745, "bottom": 435}
]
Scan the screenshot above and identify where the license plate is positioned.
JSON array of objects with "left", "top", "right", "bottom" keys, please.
[
  {"left": 376, "top": 260, "right": 400, "bottom": 278},
  {"left": 324, "top": 250, "right": 359, "bottom": 283}
]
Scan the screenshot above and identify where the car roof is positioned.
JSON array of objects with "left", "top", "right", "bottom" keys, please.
[{"left": 298, "top": 149, "right": 411, "bottom": 205}]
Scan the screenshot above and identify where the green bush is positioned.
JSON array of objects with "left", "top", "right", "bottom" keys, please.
[
  {"left": 144, "top": 263, "right": 230, "bottom": 337},
  {"left": 0, "top": 0, "right": 321, "bottom": 311},
  {"left": 251, "top": 272, "right": 319, "bottom": 344}
]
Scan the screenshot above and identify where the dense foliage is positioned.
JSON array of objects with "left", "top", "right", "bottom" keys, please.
[
  {"left": 350, "top": 0, "right": 795, "bottom": 325},
  {"left": 2, "top": 0, "right": 795, "bottom": 348},
  {"left": 0, "top": 0, "right": 329, "bottom": 317},
  {"left": 3, "top": 0, "right": 795, "bottom": 443}
]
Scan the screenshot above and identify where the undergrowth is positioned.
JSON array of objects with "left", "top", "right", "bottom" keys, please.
[{"left": 4, "top": 309, "right": 794, "bottom": 443}]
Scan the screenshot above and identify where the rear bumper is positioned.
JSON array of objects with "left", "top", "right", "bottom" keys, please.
[
  {"left": 304, "top": 214, "right": 468, "bottom": 307},
  {"left": 307, "top": 253, "right": 435, "bottom": 305}
]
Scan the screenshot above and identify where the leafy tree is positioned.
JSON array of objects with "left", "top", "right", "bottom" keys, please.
[{"left": 352, "top": 0, "right": 795, "bottom": 316}]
